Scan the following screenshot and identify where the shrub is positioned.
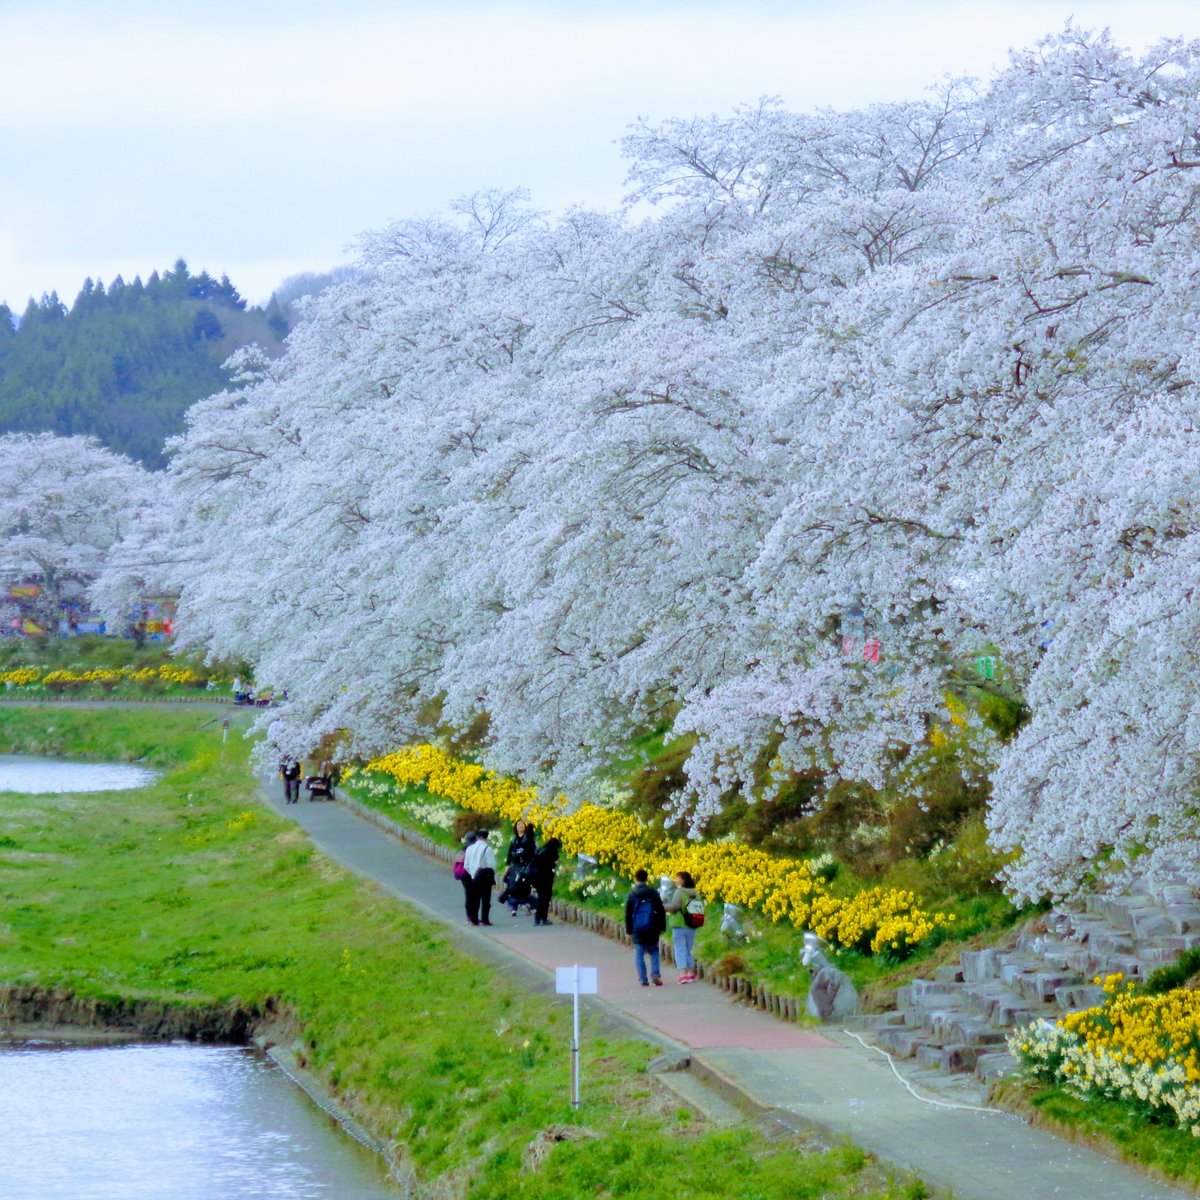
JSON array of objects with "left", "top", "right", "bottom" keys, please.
[{"left": 451, "top": 810, "right": 502, "bottom": 842}]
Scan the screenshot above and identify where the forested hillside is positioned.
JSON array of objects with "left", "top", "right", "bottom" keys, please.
[{"left": 0, "top": 260, "right": 288, "bottom": 467}]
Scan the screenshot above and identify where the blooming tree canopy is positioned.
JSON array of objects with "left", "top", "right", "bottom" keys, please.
[
  {"left": 165, "top": 27, "right": 1200, "bottom": 901},
  {"left": 0, "top": 432, "right": 152, "bottom": 628}
]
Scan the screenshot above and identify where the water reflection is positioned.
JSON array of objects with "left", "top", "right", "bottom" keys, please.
[
  {"left": 0, "top": 1043, "right": 401, "bottom": 1199},
  {"left": 0, "top": 755, "right": 158, "bottom": 794}
]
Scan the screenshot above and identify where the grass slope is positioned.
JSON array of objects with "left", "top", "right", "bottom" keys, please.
[{"left": 0, "top": 706, "right": 927, "bottom": 1200}]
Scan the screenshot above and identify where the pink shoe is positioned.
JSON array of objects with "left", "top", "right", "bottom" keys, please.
[{"left": 680, "top": 971, "right": 695, "bottom": 984}]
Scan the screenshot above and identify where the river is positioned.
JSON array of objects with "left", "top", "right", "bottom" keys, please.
[
  {"left": 0, "top": 754, "right": 159, "bottom": 793},
  {"left": 0, "top": 1041, "right": 401, "bottom": 1198},
  {"left": 0, "top": 754, "right": 404, "bottom": 1198}
]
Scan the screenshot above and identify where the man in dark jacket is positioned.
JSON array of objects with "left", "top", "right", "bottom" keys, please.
[{"left": 624, "top": 869, "right": 667, "bottom": 986}]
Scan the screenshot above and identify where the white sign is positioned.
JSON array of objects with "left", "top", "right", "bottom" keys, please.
[{"left": 555, "top": 965, "right": 597, "bottom": 995}]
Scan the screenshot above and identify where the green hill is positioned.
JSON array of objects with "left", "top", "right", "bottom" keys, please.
[{"left": 0, "top": 259, "right": 290, "bottom": 468}]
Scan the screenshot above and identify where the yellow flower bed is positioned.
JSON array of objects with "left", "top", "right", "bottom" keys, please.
[
  {"left": 1012, "top": 974, "right": 1200, "bottom": 1134},
  {"left": 363, "top": 743, "right": 952, "bottom": 956},
  {"left": 0, "top": 668, "right": 42, "bottom": 686},
  {"left": 2, "top": 664, "right": 214, "bottom": 688}
]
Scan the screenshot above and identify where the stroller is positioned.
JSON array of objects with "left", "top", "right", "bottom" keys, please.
[
  {"left": 499, "top": 865, "right": 533, "bottom": 912},
  {"left": 305, "top": 774, "right": 334, "bottom": 801}
]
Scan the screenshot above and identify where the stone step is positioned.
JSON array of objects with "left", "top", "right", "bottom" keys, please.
[
  {"left": 876, "top": 1025, "right": 937, "bottom": 1060},
  {"left": 1138, "top": 945, "right": 1179, "bottom": 969},
  {"left": 1067, "top": 915, "right": 1117, "bottom": 943},
  {"left": 934, "top": 962, "right": 965, "bottom": 985},
  {"left": 998, "top": 954, "right": 1041, "bottom": 986},
  {"left": 1085, "top": 895, "right": 1141, "bottom": 931},
  {"left": 1129, "top": 907, "right": 1175, "bottom": 941},
  {"left": 925, "top": 1006, "right": 971, "bottom": 1040},
  {"left": 959, "top": 948, "right": 1000, "bottom": 983},
  {"left": 1093, "top": 953, "right": 1146, "bottom": 980},
  {"left": 944, "top": 1017, "right": 1009, "bottom": 1048},
  {"left": 1160, "top": 885, "right": 1198, "bottom": 906},
  {"left": 843, "top": 1012, "right": 906, "bottom": 1032},
  {"left": 1015, "top": 971, "right": 1084, "bottom": 1005},
  {"left": 1167, "top": 906, "right": 1200, "bottom": 935},
  {"left": 1054, "top": 983, "right": 1105, "bottom": 1010},
  {"left": 910, "top": 978, "right": 960, "bottom": 999},
  {"left": 1160, "top": 934, "right": 1200, "bottom": 955},
  {"left": 1063, "top": 947, "right": 1100, "bottom": 976},
  {"left": 961, "top": 982, "right": 1008, "bottom": 1019},
  {"left": 975, "top": 1050, "right": 1019, "bottom": 1083},
  {"left": 916, "top": 1042, "right": 980, "bottom": 1074},
  {"left": 1088, "top": 930, "right": 1135, "bottom": 956}
]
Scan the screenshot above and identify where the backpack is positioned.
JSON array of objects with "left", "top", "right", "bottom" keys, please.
[
  {"left": 683, "top": 896, "right": 706, "bottom": 928},
  {"left": 631, "top": 892, "right": 657, "bottom": 940}
]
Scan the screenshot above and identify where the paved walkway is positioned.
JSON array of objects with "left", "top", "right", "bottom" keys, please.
[{"left": 261, "top": 780, "right": 1190, "bottom": 1200}]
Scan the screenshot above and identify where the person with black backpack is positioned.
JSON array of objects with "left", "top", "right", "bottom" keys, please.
[{"left": 624, "top": 869, "right": 667, "bottom": 987}]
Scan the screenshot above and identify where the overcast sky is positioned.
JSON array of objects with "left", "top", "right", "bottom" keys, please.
[{"left": 3, "top": 0, "right": 1198, "bottom": 310}]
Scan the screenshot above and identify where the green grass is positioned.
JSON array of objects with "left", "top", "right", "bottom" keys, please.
[
  {"left": 0, "top": 705, "right": 927, "bottom": 1200},
  {"left": 996, "top": 1080, "right": 1200, "bottom": 1190}
]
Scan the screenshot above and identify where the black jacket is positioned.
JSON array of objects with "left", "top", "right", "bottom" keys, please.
[
  {"left": 624, "top": 883, "right": 666, "bottom": 943},
  {"left": 528, "top": 838, "right": 560, "bottom": 883},
  {"left": 506, "top": 829, "right": 537, "bottom": 868}
]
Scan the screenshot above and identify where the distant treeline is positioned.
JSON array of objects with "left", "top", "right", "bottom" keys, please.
[{"left": 0, "top": 260, "right": 290, "bottom": 468}]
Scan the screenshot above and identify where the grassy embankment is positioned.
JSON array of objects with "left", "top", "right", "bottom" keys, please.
[{"left": 0, "top": 705, "right": 930, "bottom": 1200}]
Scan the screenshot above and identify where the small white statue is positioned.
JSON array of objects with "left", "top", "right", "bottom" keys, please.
[
  {"left": 801, "top": 931, "right": 859, "bottom": 1021},
  {"left": 574, "top": 852, "right": 599, "bottom": 881},
  {"left": 719, "top": 902, "right": 746, "bottom": 940},
  {"left": 658, "top": 874, "right": 676, "bottom": 902}
]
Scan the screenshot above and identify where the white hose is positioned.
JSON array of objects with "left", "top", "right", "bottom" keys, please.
[{"left": 841, "top": 1028, "right": 1009, "bottom": 1115}]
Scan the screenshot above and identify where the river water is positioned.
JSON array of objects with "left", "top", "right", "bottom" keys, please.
[
  {"left": 0, "top": 755, "right": 403, "bottom": 1197},
  {"left": 0, "top": 1042, "right": 401, "bottom": 1199},
  {"left": 0, "top": 754, "right": 159, "bottom": 793}
]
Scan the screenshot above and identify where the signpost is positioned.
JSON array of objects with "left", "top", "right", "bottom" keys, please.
[{"left": 555, "top": 964, "right": 598, "bottom": 1109}]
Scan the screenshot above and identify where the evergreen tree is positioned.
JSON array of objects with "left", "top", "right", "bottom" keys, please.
[{"left": 0, "top": 262, "right": 286, "bottom": 467}]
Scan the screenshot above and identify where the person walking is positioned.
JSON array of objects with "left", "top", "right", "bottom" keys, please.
[
  {"left": 455, "top": 832, "right": 476, "bottom": 924},
  {"left": 280, "top": 757, "right": 302, "bottom": 804},
  {"left": 501, "top": 819, "right": 537, "bottom": 916},
  {"left": 664, "top": 870, "right": 702, "bottom": 983},
  {"left": 625, "top": 869, "right": 667, "bottom": 987},
  {"left": 464, "top": 829, "right": 497, "bottom": 926},
  {"left": 528, "top": 836, "right": 561, "bottom": 926}
]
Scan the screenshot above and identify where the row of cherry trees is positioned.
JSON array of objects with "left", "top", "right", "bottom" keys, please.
[{"left": 133, "top": 28, "right": 1200, "bottom": 900}]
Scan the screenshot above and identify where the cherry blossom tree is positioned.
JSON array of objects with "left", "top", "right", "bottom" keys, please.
[
  {"left": 163, "top": 26, "right": 1200, "bottom": 901},
  {"left": 0, "top": 433, "right": 153, "bottom": 630}
]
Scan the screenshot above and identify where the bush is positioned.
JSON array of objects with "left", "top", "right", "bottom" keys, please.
[
  {"left": 451, "top": 810, "right": 502, "bottom": 842},
  {"left": 709, "top": 952, "right": 749, "bottom": 979}
]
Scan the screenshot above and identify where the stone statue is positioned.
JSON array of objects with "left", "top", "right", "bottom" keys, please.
[
  {"left": 719, "top": 902, "right": 746, "bottom": 940},
  {"left": 801, "top": 931, "right": 859, "bottom": 1021}
]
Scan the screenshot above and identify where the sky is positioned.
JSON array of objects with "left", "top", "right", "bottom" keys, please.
[{"left": 2, "top": 0, "right": 1199, "bottom": 310}]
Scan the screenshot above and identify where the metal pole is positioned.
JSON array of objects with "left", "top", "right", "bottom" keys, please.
[
  {"left": 222, "top": 718, "right": 229, "bottom": 744},
  {"left": 572, "top": 963, "right": 581, "bottom": 1109}
]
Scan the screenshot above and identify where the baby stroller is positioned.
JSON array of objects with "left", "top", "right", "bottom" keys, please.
[
  {"left": 305, "top": 774, "right": 334, "bottom": 801},
  {"left": 499, "top": 865, "right": 533, "bottom": 913}
]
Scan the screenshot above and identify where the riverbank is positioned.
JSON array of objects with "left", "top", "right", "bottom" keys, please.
[{"left": 0, "top": 705, "right": 919, "bottom": 1200}]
